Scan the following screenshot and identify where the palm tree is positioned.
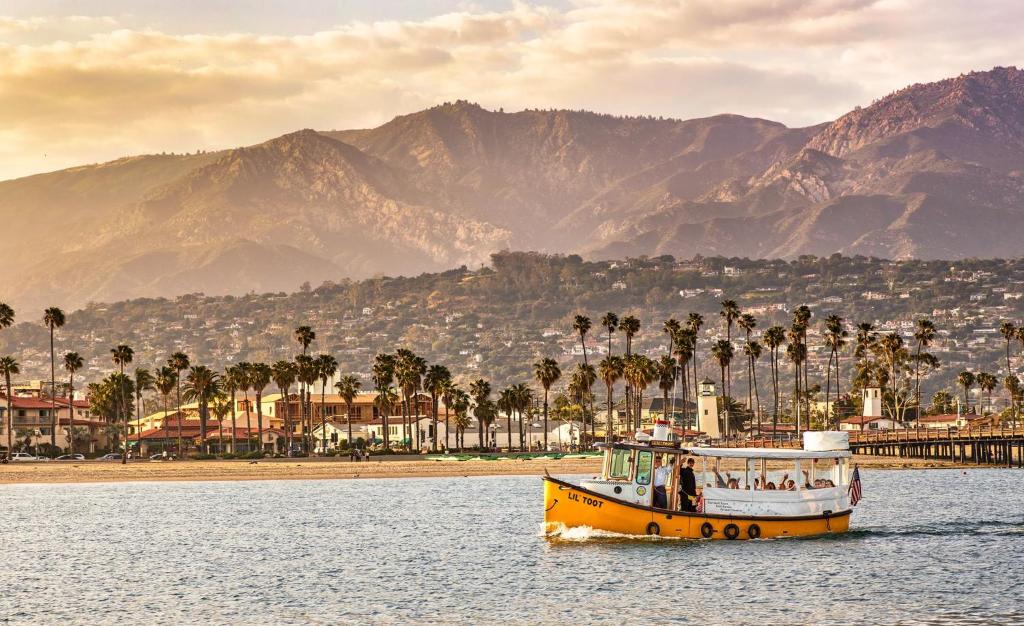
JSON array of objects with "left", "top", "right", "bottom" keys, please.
[
  {"left": 210, "top": 393, "right": 231, "bottom": 454},
  {"left": 249, "top": 362, "right": 272, "bottom": 456},
  {"left": 599, "top": 356, "right": 623, "bottom": 443},
  {"left": 469, "top": 379, "right": 492, "bottom": 450},
  {"left": 737, "top": 312, "right": 756, "bottom": 424},
  {"left": 423, "top": 365, "right": 450, "bottom": 452},
  {"left": 62, "top": 352, "right": 84, "bottom": 454},
  {"left": 441, "top": 379, "right": 456, "bottom": 451},
  {"left": 110, "top": 345, "right": 134, "bottom": 464},
  {"left": 498, "top": 386, "right": 516, "bottom": 451},
  {"left": 656, "top": 355, "right": 676, "bottom": 425},
  {"left": 224, "top": 365, "right": 245, "bottom": 453},
  {"left": 744, "top": 341, "right": 763, "bottom": 434},
  {"left": 335, "top": 374, "right": 362, "bottom": 451},
  {"left": 786, "top": 325, "right": 807, "bottom": 433},
  {"left": 619, "top": 315, "right": 640, "bottom": 425},
  {"left": 183, "top": 365, "right": 220, "bottom": 454},
  {"left": 42, "top": 307, "right": 66, "bottom": 453},
  {"left": 913, "top": 318, "right": 937, "bottom": 413},
  {"left": 313, "top": 354, "right": 337, "bottom": 454},
  {"left": 0, "top": 303, "right": 13, "bottom": 332},
  {"left": 236, "top": 362, "right": 253, "bottom": 450},
  {"left": 720, "top": 300, "right": 741, "bottom": 397},
  {"left": 1, "top": 356, "right": 20, "bottom": 461},
  {"left": 133, "top": 368, "right": 155, "bottom": 456},
  {"left": 573, "top": 363, "right": 596, "bottom": 447},
  {"left": 628, "top": 355, "right": 657, "bottom": 431},
  {"left": 662, "top": 318, "right": 681, "bottom": 418},
  {"left": 511, "top": 382, "right": 532, "bottom": 451},
  {"left": 293, "top": 325, "right": 316, "bottom": 449},
  {"left": 294, "top": 355, "right": 317, "bottom": 452},
  {"left": 573, "top": 314, "right": 596, "bottom": 444},
  {"left": 672, "top": 328, "right": 695, "bottom": 429},
  {"left": 601, "top": 312, "right": 619, "bottom": 357},
  {"left": 372, "top": 353, "right": 396, "bottom": 450},
  {"left": 373, "top": 386, "right": 399, "bottom": 448},
  {"left": 793, "top": 306, "right": 812, "bottom": 422},
  {"left": 167, "top": 352, "right": 190, "bottom": 456},
  {"left": 763, "top": 325, "right": 786, "bottom": 441},
  {"left": 1000, "top": 321, "right": 1017, "bottom": 377},
  {"left": 957, "top": 371, "right": 976, "bottom": 415},
  {"left": 271, "top": 361, "right": 297, "bottom": 454},
  {"left": 533, "top": 357, "right": 561, "bottom": 450},
  {"left": 977, "top": 372, "right": 998, "bottom": 415},
  {"left": 451, "top": 389, "right": 471, "bottom": 451},
  {"left": 710, "top": 339, "right": 734, "bottom": 437},
  {"left": 687, "top": 312, "right": 704, "bottom": 429},
  {"left": 154, "top": 366, "right": 176, "bottom": 454}
]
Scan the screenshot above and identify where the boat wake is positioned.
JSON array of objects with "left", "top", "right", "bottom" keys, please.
[
  {"left": 808, "top": 519, "right": 1024, "bottom": 541},
  {"left": 542, "top": 523, "right": 684, "bottom": 542}
]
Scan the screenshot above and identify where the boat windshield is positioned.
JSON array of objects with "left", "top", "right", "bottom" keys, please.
[
  {"left": 607, "top": 447, "right": 632, "bottom": 480},
  {"left": 635, "top": 450, "right": 653, "bottom": 486}
]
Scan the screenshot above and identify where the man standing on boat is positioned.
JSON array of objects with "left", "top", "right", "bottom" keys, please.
[
  {"left": 653, "top": 456, "right": 670, "bottom": 508},
  {"left": 679, "top": 457, "right": 697, "bottom": 512}
]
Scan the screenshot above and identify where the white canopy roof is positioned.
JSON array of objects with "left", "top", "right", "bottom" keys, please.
[{"left": 687, "top": 447, "right": 850, "bottom": 460}]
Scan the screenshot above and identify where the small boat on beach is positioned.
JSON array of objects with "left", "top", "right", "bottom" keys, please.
[{"left": 544, "top": 430, "right": 856, "bottom": 540}]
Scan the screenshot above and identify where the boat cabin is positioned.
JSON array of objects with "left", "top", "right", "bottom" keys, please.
[{"left": 584, "top": 437, "right": 852, "bottom": 518}]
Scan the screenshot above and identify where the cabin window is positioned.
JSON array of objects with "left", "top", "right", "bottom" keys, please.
[
  {"left": 608, "top": 448, "right": 631, "bottom": 480},
  {"left": 635, "top": 450, "right": 653, "bottom": 485}
]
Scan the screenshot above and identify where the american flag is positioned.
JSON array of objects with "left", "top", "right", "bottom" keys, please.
[{"left": 848, "top": 466, "right": 863, "bottom": 506}]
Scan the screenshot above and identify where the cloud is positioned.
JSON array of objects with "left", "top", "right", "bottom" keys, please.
[{"left": 1, "top": 0, "right": 1022, "bottom": 180}]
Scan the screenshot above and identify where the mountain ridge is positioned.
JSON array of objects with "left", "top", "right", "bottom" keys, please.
[{"left": 3, "top": 67, "right": 1024, "bottom": 312}]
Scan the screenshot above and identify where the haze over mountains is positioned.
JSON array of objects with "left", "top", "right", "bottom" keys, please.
[{"left": 3, "top": 66, "right": 1024, "bottom": 312}]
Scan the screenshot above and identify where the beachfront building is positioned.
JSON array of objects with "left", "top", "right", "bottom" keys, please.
[
  {"left": 839, "top": 387, "right": 899, "bottom": 431},
  {"left": 0, "top": 394, "right": 108, "bottom": 454}
]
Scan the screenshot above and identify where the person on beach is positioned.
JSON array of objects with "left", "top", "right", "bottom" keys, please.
[
  {"left": 653, "top": 456, "right": 670, "bottom": 508},
  {"left": 678, "top": 457, "right": 697, "bottom": 512}
]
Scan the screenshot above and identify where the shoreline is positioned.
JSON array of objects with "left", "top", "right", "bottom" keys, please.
[{"left": 0, "top": 454, "right": 987, "bottom": 486}]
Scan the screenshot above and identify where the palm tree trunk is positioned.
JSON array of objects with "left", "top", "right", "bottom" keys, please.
[
  {"left": 257, "top": 392, "right": 265, "bottom": 456},
  {"left": 825, "top": 350, "right": 833, "bottom": 428},
  {"left": 49, "top": 328, "right": 56, "bottom": 452},
  {"left": 444, "top": 404, "right": 450, "bottom": 452},
  {"left": 67, "top": 373, "right": 75, "bottom": 455},
  {"left": 283, "top": 390, "right": 292, "bottom": 454},
  {"left": 752, "top": 358, "right": 761, "bottom": 437},
  {"left": 175, "top": 379, "right": 183, "bottom": 456},
  {"left": 244, "top": 390, "right": 252, "bottom": 453},
  {"left": 347, "top": 400, "right": 354, "bottom": 453},
  {"left": 230, "top": 390, "right": 237, "bottom": 453},
  {"left": 119, "top": 365, "right": 127, "bottom": 465},
  {"left": 543, "top": 390, "right": 549, "bottom": 450},
  {"left": 319, "top": 385, "right": 326, "bottom": 455}
]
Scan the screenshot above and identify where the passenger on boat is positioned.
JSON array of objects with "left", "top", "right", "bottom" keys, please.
[
  {"left": 785, "top": 479, "right": 796, "bottom": 491},
  {"left": 678, "top": 457, "right": 697, "bottom": 512},
  {"left": 764, "top": 481, "right": 777, "bottom": 490},
  {"left": 653, "top": 456, "right": 670, "bottom": 508}
]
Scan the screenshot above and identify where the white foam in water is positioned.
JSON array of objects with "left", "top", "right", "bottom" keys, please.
[{"left": 542, "top": 523, "right": 682, "bottom": 541}]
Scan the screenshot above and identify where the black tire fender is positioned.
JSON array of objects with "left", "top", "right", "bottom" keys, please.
[
  {"left": 700, "top": 522, "right": 714, "bottom": 538},
  {"left": 723, "top": 523, "right": 740, "bottom": 540},
  {"left": 646, "top": 522, "right": 660, "bottom": 536},
  {"left": 747, "top": 524, "right": 761, "bottom": 539}
]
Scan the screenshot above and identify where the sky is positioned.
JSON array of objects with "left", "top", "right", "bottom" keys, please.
[{"left": 1, "top": 0, "right": 1022, "bottom": 180}]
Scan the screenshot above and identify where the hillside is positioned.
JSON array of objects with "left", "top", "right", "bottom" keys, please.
[
  {"left": 2, "top": 252, "right": 1023, "bottom": 400},
  {"left": 4, "top": 67, "right": 1024, "bottom": 310}
]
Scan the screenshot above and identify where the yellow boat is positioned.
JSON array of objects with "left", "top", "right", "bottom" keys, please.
[{"left": 544, "top": 432, "right": 854, "bottom": 540}]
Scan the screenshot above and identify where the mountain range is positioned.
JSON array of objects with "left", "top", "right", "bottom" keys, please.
[{"left": 3, "top": 66, "right": 1024, "bottom": 312}]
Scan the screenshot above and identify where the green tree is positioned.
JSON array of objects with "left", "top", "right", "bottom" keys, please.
[
  {"left": 710, "top": 340, "right": 735, "bottom": 437},
  {"left": 293, "top": 325, "right": 316, "bottom": 450},
  {"left": 372, "top": 353, "right": 396, "bottom": 450},
  {"left": 314, "top": 354, "right": 337, "bottom": 454},
  {"left": 763, "top": 325, "right": 786, "bottom": 440},
  {"left": 977, "top": 372, "right": 998, "bottom": 415},
  {"left": 600, "top": 312, "right": 619, "bottom": 357},
  {"left": 599, "top": 356, "right": 623, "bottom": 443},
  {"left": 43, "top": 307, "right": 66, "bottom": 453},
  {"left": 744, "top": 341, "right": 763, "bottom": 433},
  {"left": 913, "top": 318, "right": 937, "bottom": 411},
  {"left": 737, "top": 312, "right": 757, "bottom": 424},
  {"left": 154, "top": 366, "right": 177, "bottom": 453},
  {"left": 469, "top": 378, "right": 492, "bottom": 449}
]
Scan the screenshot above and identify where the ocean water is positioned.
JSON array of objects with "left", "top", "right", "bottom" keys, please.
[{"left": 1, "top": 468, "right": 1022, "bottom": 625}]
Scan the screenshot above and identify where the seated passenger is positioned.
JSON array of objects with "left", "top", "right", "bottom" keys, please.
[
  {"left": 765, "top": 481, "right": 776, "bottom": 490},
  {"left": 785, "top": 479, "right": 796, "bottom": 491},
  {"left": 727, "top": 477, "right": 740, "bottom": 489}
]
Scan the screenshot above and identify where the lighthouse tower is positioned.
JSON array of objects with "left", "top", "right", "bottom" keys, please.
[
  {"left": 697, "top": 378, "right": 721, "bottom": 439},
  {"left": 862, "top": 387, "right": 882, "bottom": 418}
]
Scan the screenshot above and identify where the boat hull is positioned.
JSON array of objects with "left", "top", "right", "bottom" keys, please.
[{"left": 544, "top": 477, "right": 850, "bottom": 540}]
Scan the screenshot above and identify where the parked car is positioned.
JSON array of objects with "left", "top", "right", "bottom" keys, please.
[
  {"left": 55, "top": 454, "right": 86, "bottom": 461},
  {"left": 97, "top": 453, "right": 123, "bottom": 461},
  {"left": 149, "top": 453, "right": 177, "bottom": 461},
  {"left": 9, "top": 452, "right": 39, "bottom": 461}
]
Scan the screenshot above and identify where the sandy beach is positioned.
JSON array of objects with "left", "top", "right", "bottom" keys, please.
[{"left": 0, "top": 453, "right": 976, "bottom": 485}]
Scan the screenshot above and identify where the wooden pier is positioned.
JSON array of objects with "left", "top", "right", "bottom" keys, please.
[
  {"left": 741, "top": 426, "right": 1024, "bottom": 467},
  {"left": 846, "top": 427, "right": 1024, "bottom": 467}
]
